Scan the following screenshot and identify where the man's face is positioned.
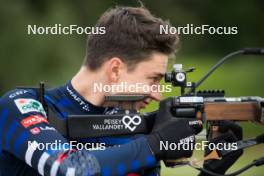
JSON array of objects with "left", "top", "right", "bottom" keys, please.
[{"left": 117, "top": 52, "right": 168, "bottom": 110}]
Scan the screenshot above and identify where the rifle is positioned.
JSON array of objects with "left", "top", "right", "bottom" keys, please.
[
  {"left": 54, "top": 48, "right": 264, "bottom": 138},
  {"left": 35, "top": 48, "right": 264, "bottom": 175},
  {"left": 163, "top": 48, "right": 264, "bottom": 140}
]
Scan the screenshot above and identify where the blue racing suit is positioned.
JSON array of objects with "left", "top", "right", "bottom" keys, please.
[{"left": 0, "top": 81, "right": 159, "bottom": 176}]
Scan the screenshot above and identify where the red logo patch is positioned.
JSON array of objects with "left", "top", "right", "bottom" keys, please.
[
  {"left": 30, "top": 127, "right": 41, "bottom": 135},
  {"left": 19, "top": 99, "right": 26, "bottom": 104},
  {"left": 21, "top": 115, "right": 48, "bottom": 128}
]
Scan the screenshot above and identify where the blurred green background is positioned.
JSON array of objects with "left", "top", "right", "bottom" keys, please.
[{"left": 0, "top": 0, "right": 263, "bottom": 175}]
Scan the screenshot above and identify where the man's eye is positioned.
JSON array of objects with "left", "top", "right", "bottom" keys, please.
[{"left": 151, "top": 77, "right": 160, "bottom": 82}]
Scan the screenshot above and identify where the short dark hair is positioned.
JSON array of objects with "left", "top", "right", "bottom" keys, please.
[{"left": 84, "top": 6, "right": 179, "bottom": 71}]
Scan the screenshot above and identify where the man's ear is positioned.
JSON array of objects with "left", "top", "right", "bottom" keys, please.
[{"left": 106, "top": 57, "right": 124, "bottom": 82}]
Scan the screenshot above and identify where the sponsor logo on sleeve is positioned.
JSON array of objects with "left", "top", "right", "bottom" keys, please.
[
  {"left": 39, "top": 126, "right": 56, "bottom": 131},
  {"left": 21, "top": 115, "right": 48, "bottom": 128},
  {"left": 30, "top": 127, "right": 41, "bottom": 135},
  {"left": 14, "top": 98, "right": 46, "bottom": 116},
  {"left": 28, "top": 126, "right": 56, "bottom": 135},
  {"left": 9, "top": 90, "right": 28, "bottom": 99}
]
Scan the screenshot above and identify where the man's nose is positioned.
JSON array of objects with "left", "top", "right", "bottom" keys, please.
[{"left": 149, "top": 91, "right": 162, "bottom": 101}]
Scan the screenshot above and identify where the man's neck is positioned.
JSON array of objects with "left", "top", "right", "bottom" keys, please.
[{"left": 71, "top": 66, "right": 105, "bottom": 106}]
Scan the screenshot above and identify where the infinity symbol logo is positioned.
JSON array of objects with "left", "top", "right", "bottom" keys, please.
[{"left": 122, "top": 115, "right": 142, "bottom": 132}]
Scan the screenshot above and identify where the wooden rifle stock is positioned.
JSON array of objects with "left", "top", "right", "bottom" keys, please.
[{"left": 197, "top": 101, "right": 263, "bottom": 123}]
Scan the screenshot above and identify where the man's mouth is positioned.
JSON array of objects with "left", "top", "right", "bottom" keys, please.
[
  {"left": 142, "top": 99, "right": 151, "bottom": 108},
  {"left": 143, "top": 100, "right": 149, "bottom": 105},
  {"left": 136, "top": 99, "right": 152, "bottom": 110}
]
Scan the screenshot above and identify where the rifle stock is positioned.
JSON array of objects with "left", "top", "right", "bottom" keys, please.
[{"left": 197, "top": 101, "right": 263, "bottom": 123}]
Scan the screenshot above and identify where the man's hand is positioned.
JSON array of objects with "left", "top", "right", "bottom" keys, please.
[
  {"left": 199, "top": 121, "right": 243, "bottom": 176},
  {"left": 146, "top": 97, "right": 203, "bottom": 160}
]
